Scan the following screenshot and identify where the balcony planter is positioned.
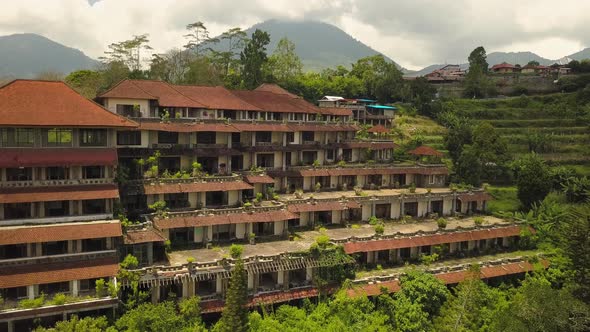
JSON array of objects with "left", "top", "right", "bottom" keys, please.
[{"left": 249, "top": 233, "right": 256, "bottom": 245}]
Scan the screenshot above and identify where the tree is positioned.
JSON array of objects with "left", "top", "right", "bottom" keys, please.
[
  {"left": 434, "top": 265, "right": 501, "bottom": 331},
  {"left": 350, "top": 55, "right": 403, "bottom": 102},
  {"left": 35, "top": 71, "right": 64, "bottom": 81},
  {"left": 455, "top": 145, "right": 484, "bottom": 186},
  {"left": 267, "top": 37, "right": 303, "bottom": 84},
  {"left": 444, "top": 115, "right": 473, "bottom": 163},
  {"left": 215, "top": 259, "right": 249, "bottom": 332},
  {"left": 468, "top": 46, "right": 488, "bottom": 74},
  {"left": 115, "top": 301, "right": 187, "bottom": 332},
  {"left": 65, "top": 70, "right": 103, "bottom": 98},
  {"left": 393, "top": 293, "right": 431, "bottom": 332},
  {"left": 491, "top": 275, "right": 590, "bottom": 331},
  {"left": 407, "top": 77, "right": 438, "bottom": 117},
  {"left": 149, "top": 49, "right": 189, "bottom": 84},
  {"left": 513, "top": 153, "right": 551, "bottom": 208},
  {"left": 527, "top": 60, "right": 540, "bottom": 67},
  {"left": 562, "top": 205, "right": 590, "bottom": 303},
  {"left": 101, "top": 34, "right": 152, "bottom": 71},
  {"left": 396, "top": 269, "right": 449, "bottom": 317},
  {"left": 471, "top": 122, "right": 511, "bottom": 181},
  {"left": 183, "top": 56, "right": 223, "bottom": 86},
  {"left": 240, "top": 29, "right": 271, "bottom": 89},
  {"left": 212, "top": 27, "right": 248, "bottom": 76},
  {"left": 34, "top": 315, "right": 110, "bottom": 332},
  {"left": 184, "top": 21, "right": 217, "bottom": 57}
]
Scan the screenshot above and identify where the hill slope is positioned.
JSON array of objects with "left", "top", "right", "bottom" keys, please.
[
  {"left": 0, "top": 33, "right": 99, "bottom": 78},
  {"left": 214, "top": 20, "right": 401, "bottom": 71}
]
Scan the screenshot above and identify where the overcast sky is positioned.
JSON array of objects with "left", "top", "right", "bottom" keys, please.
[{"left": 1, "top": 0, "right": 589, "bottom": 70}]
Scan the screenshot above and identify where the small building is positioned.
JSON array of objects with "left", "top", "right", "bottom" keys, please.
[
  {"left": 520, "top": 65, "right": 550, "bottom": 75},
  {"left": 490, "top": 62, "right": 520, "bottom": 73}
]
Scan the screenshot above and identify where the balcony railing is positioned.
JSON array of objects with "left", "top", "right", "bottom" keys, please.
[
  {"left": 0, "top": 178, "right": 115, "bottom": 188},
  {"left": 147, "top": 202, "right": 285, "bottom": 220},
  {"left": 0, "top": 250, "right": 117, "bottom": 268},
  {"left": 137, "top": 173, "right": 242, "bottom": 185},
  {"left": 0, "top": 213, "right": 114, "bottom": 226}
]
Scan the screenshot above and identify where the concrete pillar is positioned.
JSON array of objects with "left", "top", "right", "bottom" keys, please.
[
  {"left": 151, "top": 284, "right": 160, "bottom": 304},
  {"left": 182, "top": 279, "right": 195, "bottom": 298},
  {"left": 106, "top": 237, "right": 113, "bottom": 250},
  {"left": 216, "top": 277, "right": 223, "bottom": 294},
  {"left": 468, "top": 240, "right": 476, "bottom": 251},
  {"left": 7, "top": 321, "right": 14, "bottom": 332},
  {"left": 72, "top": 280, "right": 80, "bottom": 297},
  {"left": 277, "top": 270, "right": 284, "bottom": 286},
  {"left": 27, "top": 285, "right": 36, "bottom": 299},
  {"left": 366, "top": 251, "right": 375, "bottom": 264},
  {"left": 27, "top": 243, "right": 34, "bottom": 257},
  {"left": 147, "top": 242, "right": 154, "bottom": 265},
  {"left": 306, "top": 267, "right": 313, "bottom": 281},
  {"left": 449, "top": 242, "right": 458, "bottom": 254},
  {"left": 410, "top": 247, "right": 419, "bottom": 259},
  {"left": 35, "top": 243, "right": 42, "bottom": 256},
  {"left": 248, "top": 273, "right": 255, "bottom": 290}
]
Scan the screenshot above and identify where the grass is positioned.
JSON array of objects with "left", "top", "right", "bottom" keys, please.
[{"left": 486, "top": 185, "right": 521, "bottom": 214}]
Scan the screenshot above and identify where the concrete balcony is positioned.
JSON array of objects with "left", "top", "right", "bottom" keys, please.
[
  {"left": 0, "top": 250, "right": 117, "bottom": 268},
  {"left": 0, "top": 213, "right": 114, "bottom": 226},
  {"left": 0, "top": 178, "right": 115, "bottom": 188}
]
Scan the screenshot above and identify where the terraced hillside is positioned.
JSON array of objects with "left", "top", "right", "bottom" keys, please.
[{"left": 448, "top": 94, "right": 590, "bottom": 175}]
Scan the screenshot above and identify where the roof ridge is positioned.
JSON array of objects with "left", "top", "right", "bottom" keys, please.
[{"left": 166, "top": 82, "right": 210, "bottom": 108}]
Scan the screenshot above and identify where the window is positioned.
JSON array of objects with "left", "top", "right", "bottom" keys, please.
[
  {"left": 39, "top": 281, "right": 70, "bottom": 294},
  {"left": 255, "top": 131, "right": 272, "bottom": 143},
  {"left": 45, "top": 200, "right": 69, "bottom": 217},
  {"left": 116, "top": 104, "right": 140, "bottom": 117},
  {"left": 0, "top": 244, "right": 27, "bottom": 259},
  {"left": 1, "top": 286, "right": 28, "bottom": 300},
  {"left": 286, "top": 132, "right": 294, "bottom": 143},
  {"left": 47, "top": 167, "right": 68, "bottom": 180},
  {"left": 82, "top": 238, "right": 106, "bottom": 252},
  {"left": 80, "top": 129, "right": 107, "bottom": 146},
  {"left": 164, "top": 193, "right": 189, "bottom": 209},
  {"left": 326, "top": 149, "right": 335, "bottom": 160},
  {"left": 157, "top": 131, "right": 178, "bottom": 144},
  {"left": 6, "top": 168, "right": 32, "bottom": 181},
  {"left": 4, "top": 203, "right": 31, "bottom": 219},
  {"left": 82, "top": 199, "right": 106, "bottom": 214},
  {"left": 42, "top": 241, "right": 68, "bottom": 256},
  {"left": 196, "top": 132, "right": 216, "bottom": 145},
  {"left": 83, "top": 166, "right": 104, "bottom": 179},
  {"left": 117, "top": 131, "right": 141, "bottom": 145},
  {"left": 44, "top": 128, "right": 72, "bottom": 147},
  {"left": 302, "top": 131, "right": 314, "bottom": 142},
  {"left": 80, "top": 278, "right": 100, "bottom": 292},
  {"left": 0, "top": 128, "right": 35, "bottom": 147}
]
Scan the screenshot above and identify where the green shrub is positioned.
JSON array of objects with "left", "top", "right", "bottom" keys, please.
[
  {"left": 51, "top": 293, "right": 67, "bottom": 306},
  {"left": 368, "top": 216, "right": 380, "bottom": 225},
  {"left": 229, "top": 244, "right": 244, "bottom": 259},
  {"left": 19, "top": 294, "right": 45, "bottom": 309},
  {"left": 436, "top": 218, "right": 447, "bottom": 229},
  {"left": 95, "top": 278, "right": 107, "bottom": 297},
  {"left": 374, "top": 224, "right": 385, "bottom": 235},
  {"left": 315, "top": 235, "right": 330, "bottom": 248},
  {"left": 474, "top": 216, "right": 484, "bottom": 226}
]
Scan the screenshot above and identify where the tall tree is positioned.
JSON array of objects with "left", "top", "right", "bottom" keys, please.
[
  {"left": 184, "top": 21, "right": 217, "bottom": 57},
  {"left": 149, "top": 48, "right": 189, "bottom": 83},
  {"left": 468, "top": 46, "right": 489, "bottom": 74},
  {"left": 350, "top": 55, "right": 403, "bottom": 102},
  {"left": 212, "top": 27, "right": 248, "bottom": 76},
  {"left": 65, "top": 70, "right": 103, "bottom": 98},
  {"left": 101, "top": 34, "right": 152, "bottom": 72},
  {"left": 267, "top": 37, "right": 303, "bottom": 84},
  {"left": 513, "top": 153, "right": 552, "bottom": 208},
  {"left": 562, "top": 205, "right": 590, "bottom": 303},
  {"left": 216, "top": 259, "right": 249, "bottom": 332},
  {"left": 240, "top": 29, "right": 271, "bottom": 89}
]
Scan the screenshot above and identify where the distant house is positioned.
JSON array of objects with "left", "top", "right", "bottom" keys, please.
[
  {"left": 521, "top": 65, "right": 550, "bottom": 74},
  {"left": 490, "top": 62, "right": 520, "bottom": 73},
  {"left": 424, "top": 64, "right": 465, "bottom": 83}
]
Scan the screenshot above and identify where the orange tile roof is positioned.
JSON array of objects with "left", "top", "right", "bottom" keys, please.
[
  {"left": 155, "top": 210, "right": 298, "bottom": 229},
  {"left": 0, "top": 184, "right": 119, "bottom": 204},
  {"left": 340, "top": 141, "right": 397, "bottom": 149},
  {"left": 343, "top": 225, "right": 522, "bottom": 254},
  {"left": 231, "top": 90, "right": 320, "bottom": 114},
  {"left": 0, "top": 80, "right": 137, "bottom": 128},
  {"left": 318, "top": 107, "right": 353, "bottom": 116},
  {"left": 255, "top": 83, "right": 301, "bottom": 99},
  {"left": 288, "top": 124, "right": 358, "bottom": 132},
  {"left": 137, "top": 121, "right": 239, "bottom": 133},
  {"left": 0, "top": 148, "right": 118, "bottom": 168},
  {"left": 231, "top": 123, "right": 294, "bottom": 132},
  {"left": 243, "top": 174, "right": 275, "bottom": 184},
  {"left": 143, "top": 181, "right": 253, "bottom": 195},
  {"left": 100, "top": 80, "right": 205, "bottom": 108},
  {"left": 0, "top": 221, "right": 122, "bottom": 245},
  {"left": 298, "top": 166, "right": 448, "bottom": 177},
  {"left": 124, "top": 228, "right": 167, "bottom": 244},
  {"left": 408, "top": 145, "right": 444, "bottom": 157},
  {"left": 0, "top": 257, "right": 119, "bottom": 288},
  {"left": 173, "top": 85, "right": 261, "bottom": 111}
]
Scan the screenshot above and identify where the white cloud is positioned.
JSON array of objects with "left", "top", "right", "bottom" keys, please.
[{"left": 0, "top": 0, "right": 589, "bottom": 70}]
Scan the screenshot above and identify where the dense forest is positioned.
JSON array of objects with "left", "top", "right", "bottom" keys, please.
[{"left": 25, "top": 23, "right": 590, "bottom": 332}]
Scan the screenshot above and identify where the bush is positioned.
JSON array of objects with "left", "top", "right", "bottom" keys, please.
[
  {"left": 368, "top": 216, "right": 380, "bottom": 225},
  {"left": 374, "top": 224, "right": 385, "bottom": 235},
  {"left": 437, "top": 218, "right": 447, "bottom": 229},
  {"left": 95, "top": 279, "right": 107, "bottom": 297},
  {"left": 19, "top": 294, "right": 45, "bottom": 309},
  {"left": 229, "top": 244, "right": 244, "bottom": 259},
  {"left": 51, "top": 293, "right": 67, "bottom": 306},
  {"left": 315, "top": 235, "right": 330, "bottom": 248},
  {"left": 474, "top": 216, "right": 484, "bottom": 226}
]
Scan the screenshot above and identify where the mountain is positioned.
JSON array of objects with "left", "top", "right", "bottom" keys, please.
[
  {"left": 214, "top": 19, "right": 401, "bottom": 71},
  {"left": 0, "top": 33, "right": 99, "bottom": 79},
  {"left": 486, "top": 51, "right": 552, "bottom": 66},
  {"left": 566, "top": 48, "right": 590, "bottom": 62}
]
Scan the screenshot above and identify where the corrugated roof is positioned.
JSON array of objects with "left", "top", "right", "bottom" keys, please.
[
  {"left": 0, "top": 80, "right": 137, "bottom": 128},
  {"left": 0, "top": 148, "right": 118, "bottom": 168},
  {"left": 0, "top": 184, "right": 120, "bottom": 204},
  {"left": 143, "top": 181, "right": 253, "bottom": 195},
  {"left": 0, "top": 221, "right": 122, "bottom": 245}
]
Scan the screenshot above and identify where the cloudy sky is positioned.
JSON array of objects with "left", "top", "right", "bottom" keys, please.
[{"left": 1, "top": 0, "right": 589, "bottom": 70}]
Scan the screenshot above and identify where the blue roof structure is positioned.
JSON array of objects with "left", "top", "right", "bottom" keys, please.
[{"left": 366, "top": 104, "right": 397, "bottom": 110}]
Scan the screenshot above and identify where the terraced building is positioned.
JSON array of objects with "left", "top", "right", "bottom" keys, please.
[{"left": 1, "top": 79, "right": 530, "bottom": 331}]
